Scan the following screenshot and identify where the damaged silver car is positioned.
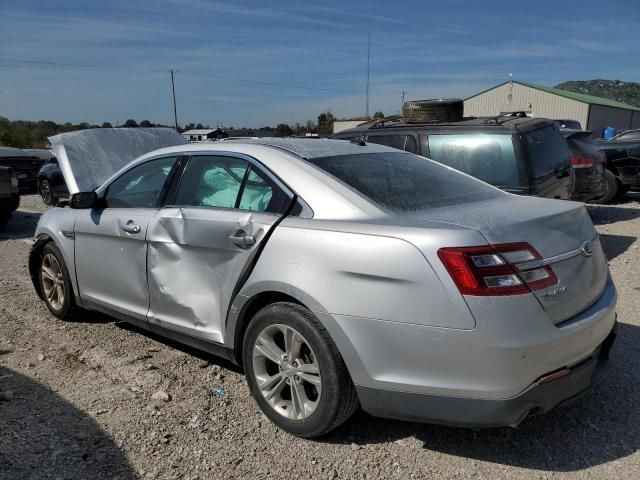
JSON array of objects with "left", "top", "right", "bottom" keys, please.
[{"left": 30, "top": 129, "right": 617, "bottom": 438}]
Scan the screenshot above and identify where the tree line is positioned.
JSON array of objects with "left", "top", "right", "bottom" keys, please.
[{"left": 0, "top": 110, "right": 385, "bottom": 149}]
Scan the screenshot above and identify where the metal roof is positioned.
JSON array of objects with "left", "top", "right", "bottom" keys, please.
[
  {"left": 466, "top": 81, "right": 640, "bottom": 111},
  {"left": 181, "top": 129, "right": 217, "bottom": 135}
]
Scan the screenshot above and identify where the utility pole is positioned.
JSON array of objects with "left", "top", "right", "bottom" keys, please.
[
  {"left": 365, "top": 34, "right": 370, "bottom": 119},
  {"left": 401, "top": 90, "right": 406, "bottom": 113},
  {"left": 169, "top": 68, "right": 179, "bottom": 131}
]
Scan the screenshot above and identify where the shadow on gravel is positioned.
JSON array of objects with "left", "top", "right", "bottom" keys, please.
[
  {"left": 115, "top": 321, "right": 243, "bottom": 374},
  {"left": 0, "top": 210, "right": 41, "bottom": 241},
  {"left": 325, "top": 322, "right": 640, "bottom": 472},
  {"left": 599, "top": 233, "right": 637, "bottom": 260},
  {"left": 587, "top": 204, "right": 640, "bottom": 225},
  {"left": 0, "top": 359, "right": 137, "bottom": 479}
]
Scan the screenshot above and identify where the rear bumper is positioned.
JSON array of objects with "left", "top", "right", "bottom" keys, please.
[
  {"left": 570, "top": 170, "right": 606, "bottom": 202},
  {"left": 0, "top": 194, "right": 19, "bottom": 213},
  {"left": 357, "top": 323, "right": 616, "bottom": 427},
  {"left": 17, "top": 177, "right": 37, "bottom": 194},
  {"left": 617, "top": 165, "right": 640, "bottom": 187}
]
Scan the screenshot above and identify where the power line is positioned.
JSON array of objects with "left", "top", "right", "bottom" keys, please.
[
  {"left": 0, "top": 58, "right": 351, "bottom": 94},
  {"left": 180, "top": 70, "right": 346, "bottom": 93},
  {"left": 0, "top": 58, "right": 130, "bottom": 70}
]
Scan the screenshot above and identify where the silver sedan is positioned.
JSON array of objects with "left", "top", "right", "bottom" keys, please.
[{"left": 30, "top": 132, "right": 617, "bottom": 438}]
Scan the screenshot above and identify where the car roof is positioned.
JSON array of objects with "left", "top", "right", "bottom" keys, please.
[{"left": 152, "top": 137, "right": 398, "bottom": 159}]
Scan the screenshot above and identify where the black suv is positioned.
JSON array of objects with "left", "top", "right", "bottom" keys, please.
[
  {"left": 332, "top": 115, "right": 573, "bottom": 200},
  {"left": 0, "top": 166, "right": 20, "bottom": 231}
]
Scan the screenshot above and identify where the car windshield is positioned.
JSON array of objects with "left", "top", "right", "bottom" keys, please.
[
  {"left": 426, "top": 134, "right": 520, "bottom": 187},
  {"left": 309, "top": 152, "right": 503, "bottom": 212}
]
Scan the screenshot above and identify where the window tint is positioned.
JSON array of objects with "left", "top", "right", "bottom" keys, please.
[
  {"left": 367, "top": 134, "right": 417, "bottom": 153},
  {"left": 104, "top": 157, "right": 176, "bottom": 208},
  {"left": 427, "top": 134, "right": 520, "bottom": 186},
  {"left": 310, "top": 152, "right": 502, "bottom": 212},
  {"left": 523, "top": 126, "right": 572, "bottom": 179},
  {"left": 616, "top": 131, "right": 640, "bottom": 141},
  {"left": 404, "top": 135, "right": 418, "bottom": 153},
  {"left": 175, "top": 156, "right": 248, "bottom": 208}
]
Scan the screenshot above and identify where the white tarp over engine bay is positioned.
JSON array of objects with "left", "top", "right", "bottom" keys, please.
[{"left": 48, "top": 128, "right": 187, "bottom": 194}]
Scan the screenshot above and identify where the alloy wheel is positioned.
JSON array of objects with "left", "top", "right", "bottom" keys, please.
[
  {"left": 40, "top": 180, "right": 52, "bottom": 205},
  {"left": 41, "top": 253, "right": 65, "bottom": 311},
  {"left": 252, "top": 324, "right": 322, "bottom": 420}
]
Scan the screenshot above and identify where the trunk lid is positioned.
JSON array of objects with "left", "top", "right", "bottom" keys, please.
[
  {"left": 405, "top": 195, "right": 608, "bottom": 324},
  {"left": 48, "top": 128, "right": 187, "bottom": 194}
]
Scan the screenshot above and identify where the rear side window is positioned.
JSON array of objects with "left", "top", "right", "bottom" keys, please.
[
  {"left": 427, "top": 134, "right": 520, "bottom": 187},
  {"left": 310, "top": 152, "right": 502, "bottom": 212},
  {"left": 523, "top": 125, "right": 572, "bottom": 179}
]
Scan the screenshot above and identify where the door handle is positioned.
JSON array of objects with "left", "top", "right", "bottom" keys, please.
[
  {"left": 121, "top": 221, "right": 141, "bottom": 234},
  {"left": 229, "top": 230, "right": 256, "bottom": 249}
]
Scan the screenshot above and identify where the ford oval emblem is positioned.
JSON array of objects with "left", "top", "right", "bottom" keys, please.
[{"left": 580, "top": 240, "right": 594, "bottom": 257}]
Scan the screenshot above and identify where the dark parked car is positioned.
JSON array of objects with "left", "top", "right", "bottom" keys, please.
[
  {"left": 596, "top": 129, "right": 640, "bottom": 201},
  {"left": 0, "top": 147, "right": 46, "bottom": 194},
  {"left": 333, "top": 114, "right": 573, "bottom": 200},
  {"left": 37, "top": 156, "right": 69, "bottom": 206},
  {"left": 0, "top": 166, "right": 20, "bottom": 231},
  {"left": 561, "top": 130, "right": 607, "bottom": 202}
]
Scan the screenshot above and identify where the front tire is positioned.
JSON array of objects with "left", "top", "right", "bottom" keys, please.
[
  {"left": 243, "top": 302, "right": 358, "bottom": 438},
  {"left": 39, "top": 179, "right": 57, "bottom": 206},
  {"left": 39, "top": 242, "right": 77, "bottom": 319}
]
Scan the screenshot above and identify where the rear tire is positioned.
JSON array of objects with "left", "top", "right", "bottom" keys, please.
[
  {"left": 0, "top": 213, "right": 8, "bottom": 232},
  {"left": 594, "top": 170, "right": 618, "bottom": 204},
  {"left": 243, "top": 302, "right": 359, "bottom": 438},
  {"left": 39, "top": 242, "right": 78, "bottom": 319}
]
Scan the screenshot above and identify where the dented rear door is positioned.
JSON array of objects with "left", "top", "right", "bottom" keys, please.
[{"left": 145, "top": 154, "right": 291, "bottom": 343}]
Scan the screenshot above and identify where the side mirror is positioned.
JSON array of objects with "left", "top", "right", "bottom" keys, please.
[{"left": 70, "top": 191, "right": 98, "bottom": 209}]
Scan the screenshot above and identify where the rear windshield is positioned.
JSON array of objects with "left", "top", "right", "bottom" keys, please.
[
  {"left": 522, "top": 125, "right": 572, "bottom": 178},
  {"left": 309, "top": 152, "right": 503, "bottom": 212},
  {"left": 426, "top": 134, "right": 520, "bottom": 187},
  {"left": 568, "top": 136, "right": 601, "bottom": 157}
]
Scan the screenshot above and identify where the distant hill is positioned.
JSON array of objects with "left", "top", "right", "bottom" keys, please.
[{"left": 555, "top": 80, "right": 640, "bottom": 108}]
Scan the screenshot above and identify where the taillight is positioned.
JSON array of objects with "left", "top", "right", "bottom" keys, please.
[
  {"left": 10, "top": 175, "right": 19, "bottom": 194},
  {"left": 570, "top": 155, "right": 595, "bottom": 169},
  {"left": 438, "top": 242, "right": 558, "bottom": 296}
]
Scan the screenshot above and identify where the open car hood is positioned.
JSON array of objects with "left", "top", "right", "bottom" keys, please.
[{"left": 48, "top": 128, "right": 187, "bottom": 194}]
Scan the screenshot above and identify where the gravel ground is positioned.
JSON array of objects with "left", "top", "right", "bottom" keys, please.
[{"left": 1, "top": 194, "right": 639, "bottom": 480}]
